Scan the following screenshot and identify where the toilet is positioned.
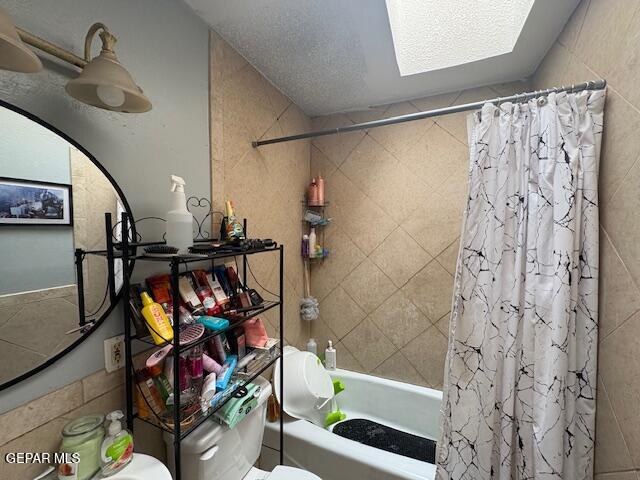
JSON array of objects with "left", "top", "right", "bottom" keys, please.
[{"left": 164, "top": 376, "right": 320, "bottom": 480}]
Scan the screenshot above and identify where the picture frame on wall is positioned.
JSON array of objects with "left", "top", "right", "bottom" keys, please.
[{"left": 0, "top": 177, "right": 73, "bottom": 226}]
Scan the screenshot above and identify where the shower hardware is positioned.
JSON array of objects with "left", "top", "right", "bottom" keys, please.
[{"left": 252, "top": 79, "right": 607, "bottom": 147}]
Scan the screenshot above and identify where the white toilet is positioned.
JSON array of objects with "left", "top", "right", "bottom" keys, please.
[{"left": 165, "top": 376, "right": 320, "bottom": 480}]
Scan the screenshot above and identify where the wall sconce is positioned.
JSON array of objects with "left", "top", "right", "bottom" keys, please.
[{"left": 0, "top": 7, "right": 151, "bottom": 113}]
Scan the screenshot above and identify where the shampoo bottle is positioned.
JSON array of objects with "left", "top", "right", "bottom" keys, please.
[
  {"left": 100, "top": 411, "right": 133, "bottom": 476},
  {"left": 308, "top": 228, "right": 317, "bottom": 259},
  {"left": 317, "top": 175, "right": 325, "bottom": 206},
  {"left": 140, "top": 292, "right": 174, "bottom": 345},
  {"left": 166, "top": 175, "right": 193, "bottom": 253},
  {"left": 325, "top": 340, "right": 336, "bottom": 370}
]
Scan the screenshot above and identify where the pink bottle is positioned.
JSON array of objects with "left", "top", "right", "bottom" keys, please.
[
  {"left": 308, "top": 178, "right": 319, "bottom": 206},
  {"left": 317, "top": 175, "right": 325, "bottom": 206}
]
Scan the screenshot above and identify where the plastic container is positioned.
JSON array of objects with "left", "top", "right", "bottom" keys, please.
[
  {"left": 273, "top": 347, "right": 334, "bottom": 424},
  {"left": 140, "top": 292, "right": 174, "bottom": 345},
  {"left": 166, "top": 175, "right": 193, "bottom": 253},
  {"left": 325, "top": 340, "right": 336, "bottom": 370},
  {"left": 59, "top": 414, "right": 105, "bottom": 480},
  {"left": 100, "top": 410, "right": 134, "bottom": 476}
]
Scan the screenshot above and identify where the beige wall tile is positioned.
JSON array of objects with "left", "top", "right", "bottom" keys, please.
[
  {"left": 595, "top": 377, "right": 634, "bottom": 473},
  {"left": 576, "top": 0, "right": 640, "bottom": 78},
  {"left": 599, "top": 90, "right": 640, "bottom": 207},
  {"left": 402, "top": 326, "right": 448, "bottom": 389},
  {"left": 63, "top": 386, "right": 125, "bottom": 420},
  {"left": 436, "top": 239, "right": 460, "bottom": 276},
  {"left": 341, "top": 259, "right": 396, "bottom": 314},
  {"left": 311, "top": 317, "right": 340, "bottom": 354},
  {"left": 411, "top": 91, "right": 460, "bottom": 112},
  {"left": 342, "top": 318, "right": 396, "bottom": 371},
  {"left": 369, "top": 290, "right": 429, "bottom": 349},
  {"left": 367, "top": 102, "right": 433, "bottom": 159},
  {"left": 312, "top": 114, "right": 365, "bottom": 167},
  {"left": 81, "top": 367, "right": 125, "bottom": 403},
  {"left": 402, "top": 261, "right": 454, "bottom": 322},
  {"left": 373, "top": 351, "right": 428, "bottom": 387},
  {"left": 600, "top": 311, "right": 640, "bottom": 467},
  {"left": 602, "top": 159, "right": 640, "bottom": 286},
  {"left": 401, "top": 124, "right": 467, "bottom": 191},
  {"left": 335, "top": 341, "right": 365, "bottom": 372},
  {"left": 370, "top": 228, "right": 432, "bottom": 288},
  {"left": 0, "top": 381, "right": 82, "bottom": 446},
  {"left": 340, "top": 135, "right": 431, "bottom": 224},
  {"left": 594, "top": 472, "right": 639, "bottom": 480},
  {"left": 599, "top": 229, "right": 640, "bottom": 341},
  {"left": 0, "top": 418, "right": 68, "bottom": 479},
  {"left": 558, "top": 0, "right": 591, "bottom": 52},
  {"left": 318, "top": 286, "right": 366, "bottom": 340}
]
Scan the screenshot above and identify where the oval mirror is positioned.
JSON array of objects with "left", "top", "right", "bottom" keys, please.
[{"left": 0, "top": 100, "right": 133, "bottom": 390}]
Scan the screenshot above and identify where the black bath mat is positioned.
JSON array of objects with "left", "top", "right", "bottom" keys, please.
[{"left": 332, "top": 418, "right": 436, "bottom": 464}]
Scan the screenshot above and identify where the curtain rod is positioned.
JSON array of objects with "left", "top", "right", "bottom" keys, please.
[{"left": 252, "top": 79, "right": 607, "bottom": 147}]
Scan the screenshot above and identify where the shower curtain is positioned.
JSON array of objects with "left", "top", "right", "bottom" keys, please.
[{"left": 436, "top": 89, "right": 605, "bottom": 480}]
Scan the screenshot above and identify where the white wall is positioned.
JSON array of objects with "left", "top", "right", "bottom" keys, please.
[{"left": 0, "top": 0, "right": 210, "bottom": 412}]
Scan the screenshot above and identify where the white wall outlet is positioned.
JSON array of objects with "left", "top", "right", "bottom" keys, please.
[{"left": 104, "top": 335, "right": 125, "bottom": 373}]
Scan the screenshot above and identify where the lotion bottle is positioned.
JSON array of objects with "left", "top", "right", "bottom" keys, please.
[
  {"left": 325, "top": 340, "right": 336, "bottom": 370},
  {"left": 317, "top": 175, "right": 325, "bottom": 206},
  {"left": 100, "top": 411, "right": 133, "bottom": 476},
  {"left": 140, "top": 292, "right": 174, "bottom": 345},
  {"left": 308, "top": 228, "right": 317, "bottom": 259},
  {"left": 166, "top": 175, "right": 193, "bottom": 253}
]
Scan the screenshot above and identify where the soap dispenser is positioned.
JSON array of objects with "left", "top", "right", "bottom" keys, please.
[
  {"left": 166, "top": 175, "right": 193, "bottom": 253},
  {"left": 100, "top": 410, "right": 133, "bottom": 476}
]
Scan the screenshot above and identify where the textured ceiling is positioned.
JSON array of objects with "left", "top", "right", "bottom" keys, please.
[{"left": 184, "top": 0, "right": 579, "bottom": 116}]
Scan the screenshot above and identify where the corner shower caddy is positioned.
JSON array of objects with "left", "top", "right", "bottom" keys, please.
[{"left": 76, "top": 203, "right": 285, "bottom": 480}]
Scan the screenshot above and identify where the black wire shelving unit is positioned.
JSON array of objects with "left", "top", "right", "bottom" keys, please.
[{"left": 78, "top": 209, "right": 285, "bottom": 480}]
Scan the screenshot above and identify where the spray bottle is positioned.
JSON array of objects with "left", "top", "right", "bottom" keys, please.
[{"left": 166, "top": 175, "right": 193, "bottom": 253}]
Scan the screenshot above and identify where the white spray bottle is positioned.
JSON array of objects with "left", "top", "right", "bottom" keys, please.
[{"left": 166, "top": 175, "right": 193, "bottom": 253}]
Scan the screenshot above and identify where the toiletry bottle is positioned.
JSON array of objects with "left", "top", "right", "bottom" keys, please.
[
  {"left": 100, "top": 411, "right": 133, "bottom": 476},
  {"left": 317, "top": 175, "right": 325, "bottom": 206},
  {"left": 166, "top": 175, "right": 193, "bottom": 253},
  {"left": 308, "top": 178, "right": 319, "bottom": 206},
  {"left": 140, "top": 292, "right": 174, "bottom": 345},
  {"left": 325, "top": 340, "right": 336, "bottom": 370},
  {"left": 225, "top": 200, "right": 245, "bottom": 240},
  {"left": 306, "top": 338, "right": 317, "bottom": 355},
  {"left": 308, "top": 228, "right": 317, "bottom": 259},
  {"left": 301, "top": 234, "right": 309, "bottom": 258}
]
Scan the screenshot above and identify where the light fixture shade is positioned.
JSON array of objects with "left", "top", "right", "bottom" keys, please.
[
  {"left": 0, "top": 7, "right": 42, "bottom": 73},
  {"left": 65, "top": 50, "right": 151, "bottom": 113}
]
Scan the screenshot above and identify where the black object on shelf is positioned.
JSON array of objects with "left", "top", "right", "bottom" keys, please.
[{"left": 77, "top": 209, "right": 285, "bottom": 480}]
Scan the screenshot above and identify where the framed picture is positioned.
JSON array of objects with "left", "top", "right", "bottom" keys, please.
[{"left": 0, "top": 177, "right": 73, "bottom": 226}]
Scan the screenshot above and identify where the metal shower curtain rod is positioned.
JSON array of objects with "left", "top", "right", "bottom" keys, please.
[{"left": 252, "top": 79, "right": 607, "bottom": 147}]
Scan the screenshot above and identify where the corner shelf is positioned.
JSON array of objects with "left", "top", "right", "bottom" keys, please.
[{"left": 78, "top": 210, "right": 285, "bottom": 480}]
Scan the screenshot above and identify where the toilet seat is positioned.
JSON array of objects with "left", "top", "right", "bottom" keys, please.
[
  {"left": 268, "top": 466, "right": 321, "bottom": 479},
  {"left": 244, "top": 465, "right": 321, "bottom": 480}
]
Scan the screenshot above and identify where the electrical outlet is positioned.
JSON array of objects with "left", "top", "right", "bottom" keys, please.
[{"left": 104, "top": 335, "right": 125, "bottom": 373}]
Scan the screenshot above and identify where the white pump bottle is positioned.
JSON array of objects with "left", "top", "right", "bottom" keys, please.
[{"left": 166, "top": 175, "right": 193, "bottom": 253}]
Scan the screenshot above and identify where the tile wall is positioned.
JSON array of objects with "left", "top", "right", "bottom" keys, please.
[
  {"left": 307, "top": 82, "right": 529, "bottom": 389},
  {"left": 209, "top": 31, "right": 311, "bottom": 348},
  {"left": 533, "top": 0, "right": 640, "bottom": 477}
]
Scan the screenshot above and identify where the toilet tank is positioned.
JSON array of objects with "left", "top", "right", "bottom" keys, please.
[{"left": 164, "top": 376, "right": 273, "bottom": 480}]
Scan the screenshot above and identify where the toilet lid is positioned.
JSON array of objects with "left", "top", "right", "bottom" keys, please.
[{"left": 268, "top": 466, "right": 321, "bottom": 480}]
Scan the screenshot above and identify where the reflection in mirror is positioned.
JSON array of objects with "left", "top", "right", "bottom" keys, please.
[{"left": 0, "top": 104, "right": 126, "bottom": 386}]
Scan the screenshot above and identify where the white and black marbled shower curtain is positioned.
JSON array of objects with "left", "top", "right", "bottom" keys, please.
[{"left": 437, "top": 89, "right": 605, "bottom": 480}]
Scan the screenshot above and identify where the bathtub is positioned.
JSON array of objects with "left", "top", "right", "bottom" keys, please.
[{"left": 261, "top": 368, "right": 442, "bottom": 480}]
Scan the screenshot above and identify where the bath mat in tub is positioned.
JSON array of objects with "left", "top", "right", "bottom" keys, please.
[{"left": 332, "top": 419, "right": 436, "bottom": 464}]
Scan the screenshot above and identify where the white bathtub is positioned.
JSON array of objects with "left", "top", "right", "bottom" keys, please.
[{"left": 261, "top": 368, "right": 442, "bottom": 480}]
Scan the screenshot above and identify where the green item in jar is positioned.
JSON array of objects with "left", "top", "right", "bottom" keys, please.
[{"left": 60, "top": 414, "right": 105, "bottom": 480}]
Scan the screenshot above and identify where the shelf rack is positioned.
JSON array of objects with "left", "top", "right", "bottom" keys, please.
[{"left": 79, "top": 210, "right": 285, "bottom": 480}]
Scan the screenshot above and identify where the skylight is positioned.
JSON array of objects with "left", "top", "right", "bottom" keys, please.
[{"left": 385, "top": 0, "right": 534, "bottom": 76}]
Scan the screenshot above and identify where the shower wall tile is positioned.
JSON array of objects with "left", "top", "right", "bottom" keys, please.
[
  {"left": 210, "top": 30, "right": 311, "bottom": 347},
  {"left": 310, "top": 83, "right": 511, "bottom": 386},
  {"left": 533, "top": 1, "right": 640, "bottom": 473},
  {"left": 595, "top": 377, "right": 634, "bottom": 474}
]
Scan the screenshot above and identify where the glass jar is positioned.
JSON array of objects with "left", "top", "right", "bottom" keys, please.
[{"left": 59, "top": 414, "right": 105, "bottom": 480}]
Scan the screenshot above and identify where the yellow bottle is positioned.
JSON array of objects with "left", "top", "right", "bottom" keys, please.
[{"left": 140, "top": 292, "right": 174, "bottom": 345}]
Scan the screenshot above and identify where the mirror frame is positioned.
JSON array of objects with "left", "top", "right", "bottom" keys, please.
[{"left": 0, "top": 98, "right": 135, "bottom": 391}]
